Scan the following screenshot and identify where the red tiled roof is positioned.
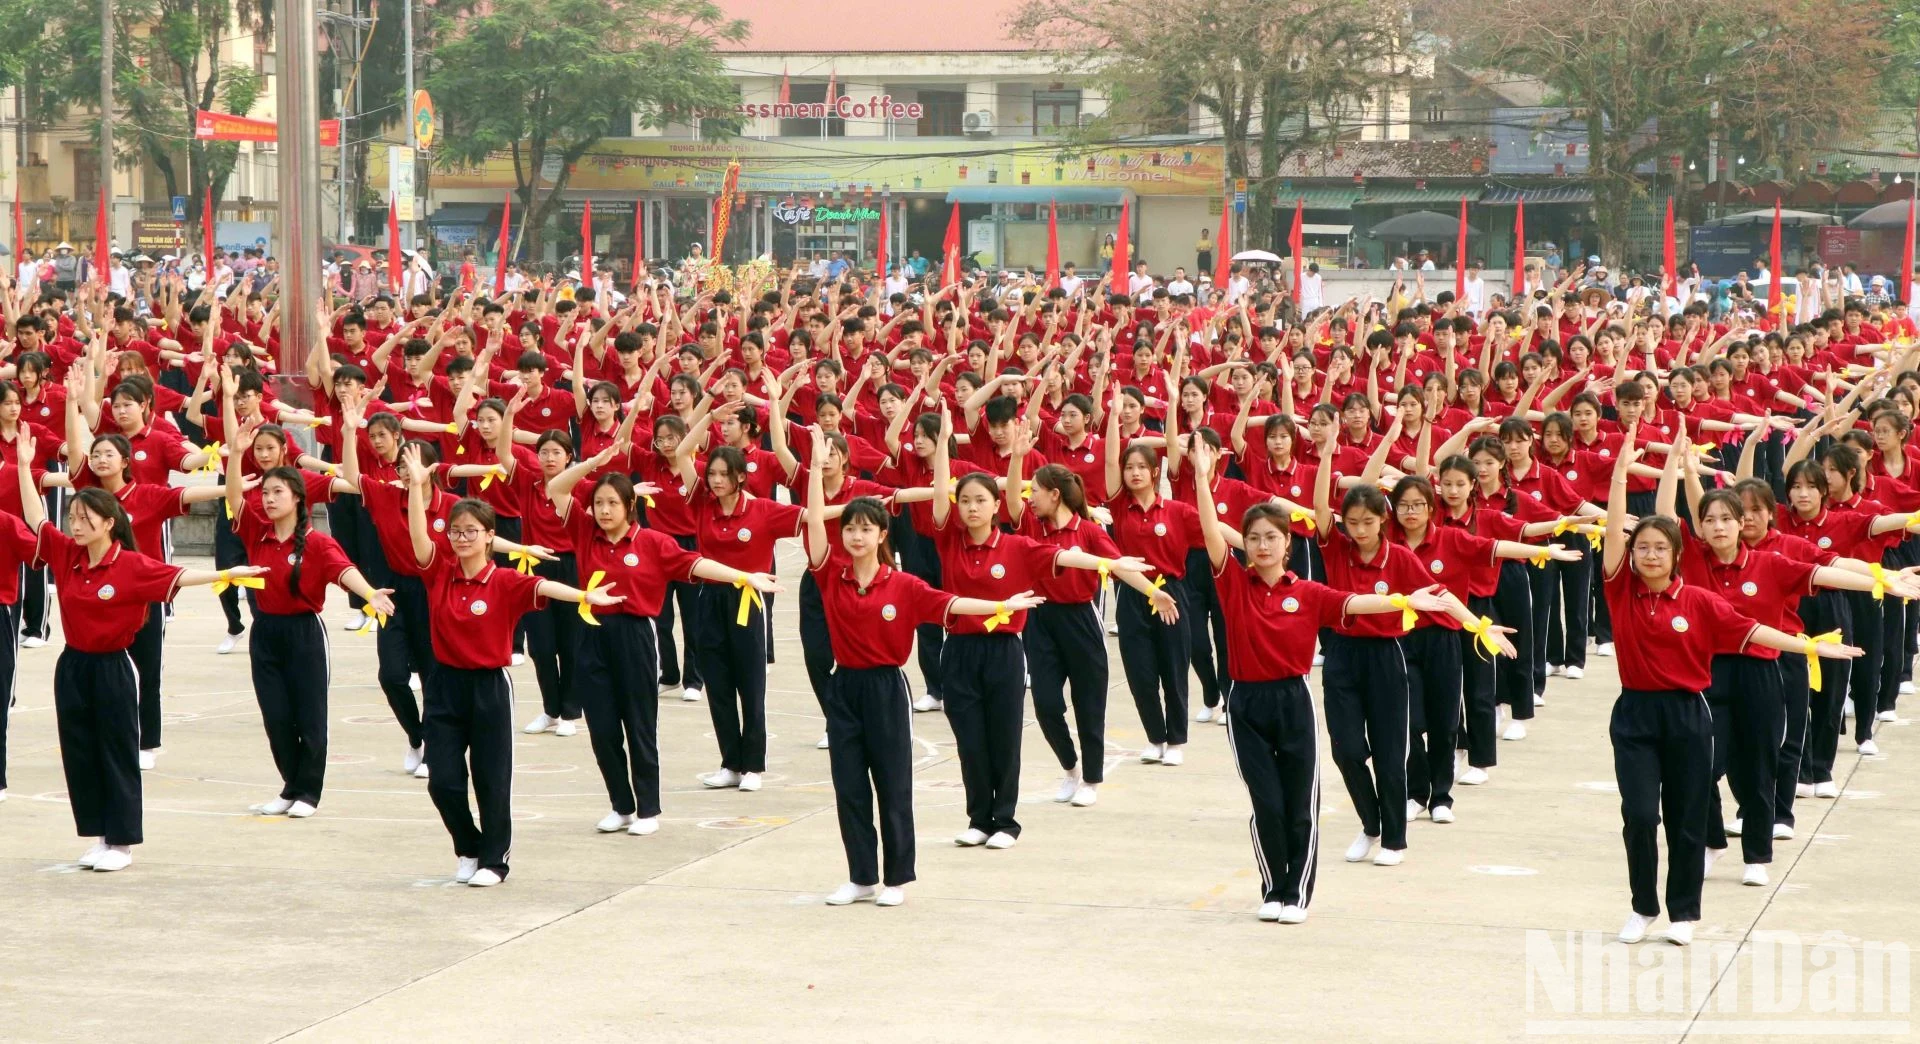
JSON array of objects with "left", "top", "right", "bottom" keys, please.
[{"left": 714, "top": 0, "right": 1033, "bottom": 52}]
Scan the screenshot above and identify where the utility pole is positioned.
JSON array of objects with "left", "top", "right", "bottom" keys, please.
[
  {"left": 276, "top": 0, "right": 322, "bottom": 380},
  {"left": 100, "top": 0, "right": 113, "bottom": 252},
  {"left": 402, "top": 0, "right": 415, "bottom": 253}
]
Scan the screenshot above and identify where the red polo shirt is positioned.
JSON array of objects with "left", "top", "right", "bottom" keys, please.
[
  {"left": 1317, "top": 525, "right": 1429, "bottom": 638},
  {"left": 359, "top": 480, "right": 455, "bottom": 578},
  {"left": 421, "top": 553, "right": 547, "bottom": 670},
  {"left": 564, "top": 508, "right": 700, "bottom": 618},
  {"left": 1039, "top": 431, "right": 1108, "bottom": 504},
  {"left": 36, "top": 524, "right": 183, "bottom": 652},
  {"left": 692, "top": 490, "right": 802, "bottom": 573},
  {"left": 235, "top": 511, "right": 355, "bottom": 614},
  {"left": 1016, "top": 511, "right": 1122, "bottom": 605},
  {"left": 0, "top": 510, "right": 38, "bottom": 603},
  {"left": 1776, "top": 505, "right": 1880, "bottom": 561},
  {"left": 932, "top": 519, "right": 1060, "bottom": 635},
  {"left": 507, "top": 462, "right": 580, "bottom": 552},
  {"left": 1107, "top": 492, "right": 1205, "bottom": 580},
  {"left": 811, "top": 476, "right": 897, "bottom": 568},
  {"left": 1602, "top": 564, "right": 1761, "bottom": 692},
  {"left": 1678, "top": 536, "right": 1818, "bottom": 661},
  {"left": 809, "top": 560, "right": 957, "bottom": 669},
  {"left": 1394, "top": 523, "right": 1499, "bottom": 607},
  {"left": 1213, "top": 566, "right": 1350, "bottom": 680}
]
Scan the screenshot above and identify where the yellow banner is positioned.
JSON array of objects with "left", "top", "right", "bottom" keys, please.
[{"left": 390, "top": 138, "right": 1224, "bottom": 196}]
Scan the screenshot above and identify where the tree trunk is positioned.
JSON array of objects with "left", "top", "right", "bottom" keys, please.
[
  {"left": 1249, "top": 74, "right": 1282, "bottom": 252},
  {"left": 1586, "top": 114, "right": 1633, "bottom": 265}
]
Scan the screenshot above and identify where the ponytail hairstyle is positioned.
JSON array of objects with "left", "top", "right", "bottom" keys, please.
[
  {"left": 1466, "top": 435, "right": 1520, "bottom": 514},
  {"left": 1030, "top": 463, "right": 1090, "bottom": 519},
  {"left": 1823, "top": 442, "right": 1865, "bottom": 495},
  {"left": 840, "top": 495, "right": 894, "bottom": 562},
  {"left": 260, "top": 466, "right": 311, "bottom": 593},
  {"left": 71, "top": 485, "right": 137, "bottom": 551}
]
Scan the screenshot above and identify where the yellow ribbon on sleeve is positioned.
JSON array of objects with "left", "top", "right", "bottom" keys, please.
[
  {"left": 733, "top": 574, "right": 765, "bottom": 626},
  {"left": 1386, "top": 593, "right": 1417, "bottom": 632},
  {"left": 1096, "top": 557, "right": 1113, "bottom": 596},
  {"left": 478, "top": 464, "right": 507, "bottom": 490},
  {"left": 296, "top": 416, "right": 332, "bottom": 427},
  {"left": 1463, "top": 615, "right": 1502, "bottom": 659},
  {"left": 210, "top": 569, "right": 265, "bottom": 596},
  {"left": 1289, "top": 508, "right": 1317, "bottom": 532},
  {"left": 982, "top": 600, "right": 1012, "bottom": 632},
  {"left": 577, "top": 570, "right": 606, "bottom": 627},
  {"left": 356, "top": 608, "right": 389, "bottom": 634},
  {"left": 1528, "top": 546, "right": 1553, "bottom": 568},
  {"left": 1799, "top": 630, "right": 1842, "bottom": 690},
  {"left": 506, "top": 549, "right": 538, "bottom": 575},
  {"left": 1552, "top": 518, "right": 1577, "bottom": 538},
  {"left": 442, "top": 423, "right": 459, "bottom": 435},
  {"left": 194, "top": 442, "right": 222, "bottom": 475},
  {"left": 1871, "top": 563, "right": 1888, "bottom": 600}
]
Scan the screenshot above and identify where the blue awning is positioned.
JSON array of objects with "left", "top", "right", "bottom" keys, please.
[
  {"left": 1479, "top": 185, "right": 1595, "bottom": 205},
  {"left": 944, "top": 187, "right": 1128, "bottom": 205},
  {"left": 427, "top": 203, "right": 495, "bottom": 226}
]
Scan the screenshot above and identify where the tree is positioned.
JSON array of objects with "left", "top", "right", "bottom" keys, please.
[
  {"left": 1440, "top": 0, "right": 1886, "bottom": 262},
  {"left": 427, "top": 0, "right": 746, "bottom": 258},
  {"left": 1010, "top": 0, "right": 1412, "bottom": 250}
]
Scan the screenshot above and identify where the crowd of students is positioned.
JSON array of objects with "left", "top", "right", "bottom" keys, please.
[{"left": 0, "top": 260, "right": 1913, "bottom": 938}]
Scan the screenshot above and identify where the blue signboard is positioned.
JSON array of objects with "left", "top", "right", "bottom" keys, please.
[
  {"left": 170, "top": 196, "right": 187, "bottom": 222},
  {"left": 1688, "top": 226, "right": 1764, "bottom": 280}
]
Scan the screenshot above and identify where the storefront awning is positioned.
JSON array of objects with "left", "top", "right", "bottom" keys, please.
[
  {"left": 1274, "top": 189, "right": 1361, "bottom": 210},
  {"left": 943, "top": 187, "right": 1129, "bottom": 205},
  {"left": 1360, "top": 187, "right": 1477, "bottom": 205},
  {"left": 1479, "top": 185, "right": 1595, "bottom": 205},
  {"left": 427, "top": 203, "right": 494, "bottom": 226}
]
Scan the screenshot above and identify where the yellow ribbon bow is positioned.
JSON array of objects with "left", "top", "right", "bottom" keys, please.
[
  {"left": 1290, "top": 508, "right": 1317, "bottom": 532},
  {"left": 982, "top": 600, "right": 1012, "bottom": 632},
  {"left": 478, "top": 464, "right": 507, "bottom": 490},
  {"left": 1020, "top": 479, "right": 1032, "bottom": 500},
  {"left": 1907, "top": 510, "right": 1920, "bottom": 531},
  {"left": 1528, "top": 545, "right": 1555, "bottom": 568},
  {"left": 644, "top": 494, "right": 657, "bottom": 508},
  {"left": 298, "top": 415, "right": 332, "bottom": 427},
  {"left": 1580, "top": 524, "right": 1605, "bottom": 550},
  {"left": 506, "top": 549, "right": 538, "bottom": 575},
  {"left": 1799, "top": 630, "right": 1842, "bottom": 690},
  {"left": 442, "top": 422, "right": 459, "bottom": 435},
  {"left": 1552, "top": 518, "right": 1577, "bottom": 538},
  {"left": 733, "top": 574, "right": 764, "bottom": 626},
  {"left": 1689, "top": 442, "right": 1715, "bottom": 457},
  {"left": 1463, "top": 615, "right": 1503, "bottom": 660},
  {"left": 210, "top": 570, "right": 265, "bottom": 596},
  {"left": 356, "top": 608, "right": 390, "bottom": 634},
  {"left": 1096, "top": 557, "right": 1113, "bottom": 596},
  {"left": 577, "top": 570, "right": 606, "bottom": 627},
  {"left": 1386, "top": 593, "right": 1417, "bottom": 632},
  {"left": 194, "top": 442, "right": 222, "bottom": 475},
  {"left": 1871, "top": 563, "right": 1888, "bottom": 600}
]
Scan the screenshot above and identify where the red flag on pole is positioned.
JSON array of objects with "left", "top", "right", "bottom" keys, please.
[
  {"left": 93, "top": 187, "right": 110, "bottom": 287},
  {"left": 387, "top": 198, "right": 402, "bottom": 295},
  {"left": 203, "top": 187, "right": 216, "bottom": 280},
  {"left": 1044, "top": 201, "right": 1060, "bottom": 290},
  {"left": 1454, "top": 196, "right": 1469, "bottom": 302},
  {"left": 1110, "top": 197, "right": 1131, "bottom": 300},
  {"left": 1662, "top": 197, "right": 1677, "bottom": 310},
  {"left": 581, "top": 199, "right": 594, "bottom": 287},
  {"left": 778, "top": 65, "right": 791, "bottom": 105},
  {"left": 493, "top": 192, "right": 512, "bottom": 297},
  {"left": 941, "top": 202, "right": 961, "bottom": 288},
  {"left": 1902, "top": 196, "right": 1916, "bottom": 308},
  {"left": 1211, "top": 200, "right": 1230, "bottom": 291},
  {"left": 11, "top": 194, "right": 22, "bottom": 264},
  {"left": 1512, "top": 198, "right": 1526, "bottom": 302},
  {"left": 632, "top": 202, "right": 645, "bottom": 291},
  {"left": 1288, "top": 199, "right": 1304, "bottom": 304},
  {"left": 1767, "top": 200, "right": 1783, "bottom": 319},
  {"left": 877, "top": 202, "right": 890, "bottom": 290}
]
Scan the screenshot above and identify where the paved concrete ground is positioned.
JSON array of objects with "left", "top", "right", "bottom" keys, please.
[{"left": 1, "top": 543, "right": 1916, "bottom": 1042}]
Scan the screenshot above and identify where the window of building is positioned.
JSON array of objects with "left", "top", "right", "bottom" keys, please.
[
  {"left": 779, "top": 82, "right": 845, "bottom": 138},
  {"left": 1033, "top": 90, "right": 1082, "bottom": 133},
  {"left": 917, "top": 90, "right": 965, "bottom": 137},
  {"left": 1425, "top": 93, "right": 1444, "bottom": 125}
]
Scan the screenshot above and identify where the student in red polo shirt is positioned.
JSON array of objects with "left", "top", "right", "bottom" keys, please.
[
  {"left": 404, "top": 446, "right": 623, "bottom": 887},
  {"left": 0, "top": 469, "right": 45, "bottom": 802},
  {"left": 1190, "top": 441, "right": 1487, "bottom": 922},
  {"left": 637, "top": 412, "right": 703, "bottom": 703},
  {"left": 19, "top": 462, "right": 265, "bottom": 873},
  {"left": 804, "top": 433, "right": 1042, "bottom": 907},
  {"left": 548, "top": 444, "right": 780, "bottom": 837},
  {"left": 223, "top": 433, "right": 394, "bottom": 819},
  {"left": 1599, "top": 428, "right": 1862, "bottom": 946}
]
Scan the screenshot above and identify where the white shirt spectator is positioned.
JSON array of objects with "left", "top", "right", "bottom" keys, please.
[
  {"left": 16, "top": 259, "right": 37, "bottom": 290},
  {"left": 1300, "top": 270, "right": 1324, "bottom": 312},
  {"left": 1462, "top": 273, "right": 1485, "bottom": 315},
  {"left": 1845, "top": 270, "right": 1864, "bottom": 295},
  {"left": 1060, "top": 273, "right": 1083, "bottom": 297},
  {"left": 1226, "top": 273, "right": 1251, "bottom": 305},
  {"left": 110, "top": 262, "right": 132, "bottom": 298},
  {"left": 884, "top": 274, "right": 908, "bottom": 298},
  {"left": 1127, "top": 271, "right": 1155, "bottom": 298},
  {"left": 1166, "top": 277, "right": 1195, "bottom": 297}
]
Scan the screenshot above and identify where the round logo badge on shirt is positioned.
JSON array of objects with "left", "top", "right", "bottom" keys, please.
[
  {"left": 881, "top": 604, "right": 897, "bottom": 621},
  {"left": 1290, "top": 484, "right": 1303, "bottom": 497},
  {"left": 1600, "top": 448, "right": 1612, "bottom": 458},
  {"left": 470, "top": 600, "right": 489, "bottom": 616},
  {"left": 134, "top": 450, "right": 148, "bottom": 461},
  {"left": 989, "top": 563, "right": 1006, "bottom": 579},
  {"left": 736, "top": 528, "right": 752, "bottom": 542},
  {"left": 1216, "top": 502, "right": 1229, "bottom": 515},
  {"left": 623, "top": 552, "right": 639, "bottom": 567},
  {"left": 433, "top": 518, "right": 447, "bottom": 533},
  {"left": 1430, "top": 559, "right": 1445, "bottom": 574},
  {"left": 1153, "top": 523, "right": 1167, "bottom": 537},
  {"left": 1281, "top": 596, "right": 1300, "bottom": 613},
  {"left": 1531, "top": 490, "right": 1544, "bottom": 500},
  {"left": 1671, "top": 615, "right": 1689, "bottom": 633},
  {"left": 1373, "top": 580, "right": 1389, "bottom": 595},
  {"left": 1741, "top": 581, "right": 1758, "bottom": 597},
  {"left": 1818, "top": 536, "right": 1833, "bottom": 549},
  {"left": 287, "top": 552, "right": 300, "bottom": 565},
  {"left": 540, "top": 407, "right": 552, "bottom": 417},
  {"left": 98, "top": 584, "right": 115, "bottom": 600},
  {"left": 746, "top": 461, "right": 759, "bottom": 473},
  {"left": 1083, "top": 453, "right": 1095, "bottom": 464},
  {"left": 1566, "top": 470, "right": 1578, "bottom": 481}
]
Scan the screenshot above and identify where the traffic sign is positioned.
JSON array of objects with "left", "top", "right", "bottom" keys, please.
[
  {"left": 1234, "top": 191, "right": 1247, "bottom": 213},
  {"left": 170, "top": 196, "right": 186, "bottom": 222}
]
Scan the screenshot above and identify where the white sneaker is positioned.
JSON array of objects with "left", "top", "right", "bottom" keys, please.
[
  {"left": 1704, "top": 848, "right": 1722, "bottom": 876},
  {"left": 0, "top": 789, "right": 6, "bottom": 802},
  {"left": 555, "top": 720, "right": 577, "bottom": 737},
  {"left": 1564, "top": 666, "right": 1585, "bottom": 680},
  {"left": 1070, "top": 784, "right": 1099, "bottom": 807},
  {"left": 1860, "top": 739, "right": 1880, "bottom": 756},
  {"left": 875, "top": 886, "right": 905, "bottom": 907},
  {"left": 1106, "top": 622, "right": 1120, "bottom": 637},
  {"left": 825, "top": 882, "right": 876, "bottom": 906},
  {"left": 76, "top": 840, "right": 106, "bottom": 868},
  {"left": 1618, "top": 912, "right": 1655, "bottom": 943},
  {"left": 1796, "top": 782, "right": 1815, "bottom": 799},
  {"left": 1373, "top": 847, "right": 1404, "bottom": 867},
  {"left": 1503, "top": 721, "right": 1527, "bottom": 741},
  {"left": 138, "top": 749, "right": 156, "bottom": 771},
  {"left": 984, "top": 831, "right": 1017, "bottom": 849},
  {"left": 404, "top": 744, "right": 425, "bottom": 774},
  {"left": 628, "top": 817, "right": 659, "bottom": 836},
  {"left": 1876, "top": 710, "right": 1898, "bottom": 723},
  {"left": 1258, "top": 901, "right": 1283, "bottom": 922},
  {"left": 1216, "top": 710, "right": 1229, "bottom": 726},
  {"left": 1815, "top": 781, "right": 1840, "bottom": 799},
  {"left": 1277, "top": 904, "right": 1308, "bottom": 924},
  {"left": 288, "top": 801, "right": 317, "bottom": 819},
  {"left": 19, "top": 635, "right": 44, "bottom": 649},
  {"left": 1054, "top": 770, "right": 1082, "bottom": 803},
  {"left": 738, "top": 772, "right": 763, "bottom": 792},
  {"left": 1458, "top": 766, "right": 1489, "bottom": 786},
  {"left": 468, "top": 868, "right": 503, "bottom": 888},
  {"left": 92, "top": 847, "right": 132, "bottom": 872},
  {"left": 1904, "top": 681, "right": 1916, "bottom": 696},
  {"left": 1312, "top": 653, "right": 1325, "bottom": 667},
  {"left": 954, "top": 828, "right": 989, "bottom": 847},
  {"left": 1844, "top": 698, "right": 1855, "bottom": 720},
  {"left": 454, "top": 857, "right": 480, "bottom": 883},
  {"left": 409, "top": 673, "right": 422, "bottom": 692},
  {"left": 911, "top": 693, "right": 939, "bottom": 712},
  {"left": 1772, "top": 823, "right": 1794, "bottom": 841},
  {"left": 701, "top": 769, "right": 741, "bottom": 789},
  {"left": 816, "top": 734, "right": 830, "bottom": 749},
  {"left": 216, "top": 631, "right": 242, "bottom": 655},
  {"left": 250, "top": 797, "right": 294, "bottom": 816},
  {"left": 1532, "top": 693, "right": 1545, "bottom": 707},
  {"left": 1549, "top": 664, "right": 1566, "bottom": 677},
  {"left": 1431, "top": 805, "right": 1456, "bottom": 824},
  {"left": 681, "top": 686, "right": 703, "bottom": 703},
  {"left": 342, "top": 611, "right": 368, "bottom": 631},
  {"left": 1344, "top": 832, "right": 1377, "bottom": 863},
  {"left": 1595, "top": 642, "right": 1615, "bottom": 657},
  {"left": 1664, "top": 921, "right": 1695, "bottom": 946},
  {"left": 1742, "top": 864, "right": 1769, "bottom": 886},
  {"left": 522, "top": 714, "right": 556, "bottom": 735},
  {"left": 1194, "top": 706, "right": 1214, "bottom": 723},
  {"left": 1407, "top": 799, "right": 1425, "bottom": 822},
  {"left": 413, "top": 761, "right": 430, "bottom": 779},
  {"left": 597, "top": 811, "right": 636, "bottom": 833},
  {"left": 1161, "top": 745, "right": 1184, "bottom": 766},
  {"left": 1726, "top": 817, "right": 1743, "bottom": 837},
  {"left": 510, "top": 653, "right": 526, "bottom": 668},
  {"left": 1139, "top": 744, "right": 1164, "bottom": 764}
]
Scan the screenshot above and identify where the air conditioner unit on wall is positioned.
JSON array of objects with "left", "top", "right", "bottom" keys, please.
[{"left": 964, "top": 110, "right": 995, "bottom": 137}]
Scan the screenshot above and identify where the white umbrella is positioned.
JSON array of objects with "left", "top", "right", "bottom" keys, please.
[{"left": 1232, "top": 249, "right": 1282, "bottom": 263}]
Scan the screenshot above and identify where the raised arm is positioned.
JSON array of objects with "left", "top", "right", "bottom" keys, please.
[
  {"left": 1603, "top": 424, "right": 1642, "bottom": 577},
  {"left": 805, "top": 425, "right": 832, "bottom": 570}
]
